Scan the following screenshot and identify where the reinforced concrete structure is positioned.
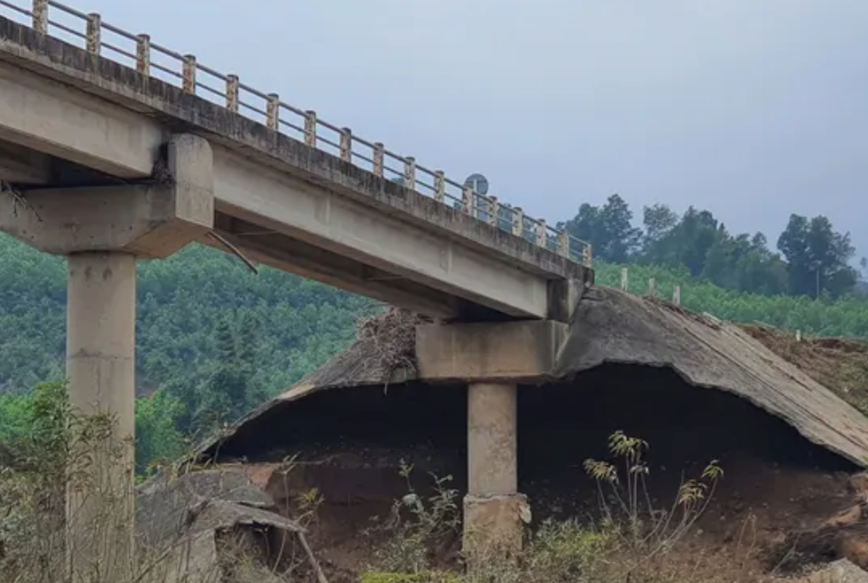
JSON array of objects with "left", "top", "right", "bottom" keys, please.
[{"left": 0, "top": 1, "right": 592, "bottom": 577}]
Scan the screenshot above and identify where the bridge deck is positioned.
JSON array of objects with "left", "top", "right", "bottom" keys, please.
[{"left": 0, "top": 10, "right": 591, "bottom": 321}]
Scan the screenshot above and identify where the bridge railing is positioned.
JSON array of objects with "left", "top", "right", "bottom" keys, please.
[{"left": 0, "top": 0, "right": 593, "bottom": 268}]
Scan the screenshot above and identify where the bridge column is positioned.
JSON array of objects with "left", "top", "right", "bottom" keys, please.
[
  {"left": 415, "top": 319, "right": 567, "bottom": 569},
  {"left": 465, "top": 381, "right": 525, "bottom": 564},
  {"left": 65, "top": 250, "right": 137, "bottom": 579},
  {"left": 0, "top": 133, "right": 213, "bottom": 581}
]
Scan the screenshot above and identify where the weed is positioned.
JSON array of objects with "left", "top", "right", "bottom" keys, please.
[{"left": 363, "top": 431, "right": 733, "bottom": 583}]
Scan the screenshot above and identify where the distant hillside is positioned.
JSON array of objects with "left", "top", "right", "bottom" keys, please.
[
  {"left": 0, "top": 234, "right": 375, "bottom": 395},
  {"left": 4, "top": 229, "right": 868, "bottom": 473},
  {"left": 4, "top": 232, "right": 868, "bottom": 397}
]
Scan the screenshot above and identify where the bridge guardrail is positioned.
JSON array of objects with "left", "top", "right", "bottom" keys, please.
[{"left": 0, "top": 0, "right": 593, "bottom": 268}]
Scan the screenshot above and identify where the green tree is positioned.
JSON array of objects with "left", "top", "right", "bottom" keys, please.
[
  {"left": 777, "top": 214, "right": 857, "bottom": 298},
  {"left": 561, "top": 194, "right": 642, "bottom": 263},
  {"left": 135, "top": 389, "right": 186, "bottom": 475}
]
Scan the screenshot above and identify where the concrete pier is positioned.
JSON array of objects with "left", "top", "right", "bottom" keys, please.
[
  {"left": 464, "top": 382, "right": 526, "bottom": 564},
  {"left": 65, "top": 251, "right": 137, "bottom": 580},
  {"left": 413, "top": 320, "right": 569, "bottom": 565},
  {"left": 0, "top": 133, "right": 214, "bottom": 581}
]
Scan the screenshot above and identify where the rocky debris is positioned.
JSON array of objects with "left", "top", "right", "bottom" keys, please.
[
  {"left": 793, "top": 559, "right": 868, "bottom": 583},
  {"left": 136, "top": 466, "right": 328, "bottom": 583},
  {"left": 768, "top": 473, "right": 868, "bottom": 573}
]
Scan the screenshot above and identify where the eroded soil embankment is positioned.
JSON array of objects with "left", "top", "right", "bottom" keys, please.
[{"left": 209, "top": 364, "right": 867, "bottom": 580}]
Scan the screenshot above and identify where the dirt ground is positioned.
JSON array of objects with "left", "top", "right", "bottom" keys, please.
[
  {"left": 743, "top": 324, "right": 868, "bottom": 418},
  {"left": 209, "top": 351, "right": 868, "bottom": 582}
]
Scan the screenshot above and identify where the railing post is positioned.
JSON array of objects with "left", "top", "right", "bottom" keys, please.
[
  {"left": 372, "top": 143, "right": 385, "bottom": 177},
  {"left": 487, "top": 196, "right": 499, "bottom": 227},
  {"left": 136, "top": 34, "right": 151, "bottom": 76},
  {"left": 182, "top": 54, "right": 197, "bottom": 94},
  {"left": 85, "top": 13, "right": 101, "bottom": 55},
  {"left": 339, "top": 128, "right": 353, "bottom": 162},
  {"left": 266, "top": 94, "right": 280, "bottom": 130},
  {"left": 403, "top": 157, "right": 416, "bottom": 191},
  {"left": 225, "top": 74, "right": 239, "bottom": 113},
  {"left": 557, "top": 230, "right": 569, "bottom": 257},
  {"left": 582, "top": 244, "right": 592, "bottom": 268},
  {"left": 32, "top": 0, "right": 47, "bottom": 34},
  {"left": 512, "top": 207, "right": 524, "bottom": 238},
  {"left": 433, "top": 171, "right": 445, "bottom": 203},
  {"left": 648, "top": 277, "right": 656, "bottom": 298},
  {"left": 672, "top": 285, "right": 681, "bottom": 306},
  {"left": 461, "top": 183, "right": 473, "bottom": 214},
  {"left": 536, "top": 219, "right": 547, "bottom": 248},
  {"left": 304, "top": 111, "right": 317, "bottom": 148},
  {"left": 620, "top": 267, "right": 628, "bottom": 291}
]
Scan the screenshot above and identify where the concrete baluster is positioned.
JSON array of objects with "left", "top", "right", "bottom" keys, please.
[
  {"left": 182, "top": 54, "right": 197, "bottom": 94},
  {"left": 32, "top": 0, "right": 48, "bottom": 34},
  {"left": 340, "top": 128, "right": 352, "bottom": 162},
  {"left": 404, "top": 157, "right": 416, "bottom": 191},
  {"left": 304, "top": 110, "right": 317, "bottom": 148},
  {"left": 512, "top": 207, "right": 524, "bottom": 238},
  {"left": 462, "top": 183, "right": 473, "bottom": 215},
  {"left": 136, "top": 34, "right": 150, "bottom": 76},
  {"left": 372, "top": 142, "right": 385, "bottom": 177},
  {"left": 434, "top": 171, "right": 445, "bottom": 203},
  {"left": 225, "top": 74, "right": 239, "bottom": 113},
  {"left": 557, "top": 230, "right": 569, "bottom": 257},
  {"left": 488, "top": 196, "right": 499, "bottom": 227},
  {"left": 266, "top": 94, "right": 280, "bottom": 130},
  {"left": 86, "top": 13, "right": 101, "bottom": 55},
  {"left": 536, "top": 219, "right": 547, "bottom": 248}
]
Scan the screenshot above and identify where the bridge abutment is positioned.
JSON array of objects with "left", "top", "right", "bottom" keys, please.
[
  {"left": 415, "top": 320, "right": 566, "bottom": 569},
  {"left": 0, "top": 133, "right": 213, "bottom": 581}
]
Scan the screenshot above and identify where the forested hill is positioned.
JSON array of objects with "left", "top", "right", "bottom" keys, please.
[
  {"left": 0, "top": 234, "right": 374, "bottom": 396},
  {"left": 3, "top": 194, "right": 868, "bottom": 473}
]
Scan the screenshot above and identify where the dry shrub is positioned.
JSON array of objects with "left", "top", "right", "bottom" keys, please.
[
  {"left": 356, "top": 307, "right": 431, "bottom": 381},
  {"left": 0, "top": 385, "right": 326, "bottom": 583},
  {"left": 363, "top": 431, "right": 748, "bottom": 583}
]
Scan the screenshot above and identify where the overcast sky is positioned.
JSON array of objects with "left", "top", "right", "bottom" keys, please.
[{"left": 25, "top": 0, "right": 868, "bottom": 260}]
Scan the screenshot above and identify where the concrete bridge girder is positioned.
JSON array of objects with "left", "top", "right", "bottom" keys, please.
[{"left": 0, "top": 55, "right": 590, "bottom": 323}]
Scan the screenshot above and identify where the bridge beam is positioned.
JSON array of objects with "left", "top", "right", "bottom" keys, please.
[
  {"left": 0, "top": 134, "right": 213, "bottom": 582},
  {"left": 414, "top": 320, "right": 567, "bottom": 568}
]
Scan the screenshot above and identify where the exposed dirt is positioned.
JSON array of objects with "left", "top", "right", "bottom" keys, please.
[
  {"left": 743, "top": 324, "right": 868, "bottom": 417},
  {"left": 200, "top": 362, "right": 868, "bottom": 581},
  {"left": 181, "top": 296, "right": 868, "bottom": 581}
]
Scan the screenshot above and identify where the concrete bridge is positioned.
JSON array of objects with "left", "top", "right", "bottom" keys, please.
[{"left": 0, "top": 1, "right": 593, "bottom": 578}]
